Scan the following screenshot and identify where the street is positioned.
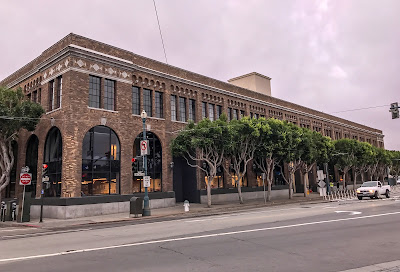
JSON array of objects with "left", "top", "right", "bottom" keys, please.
[{"left": 1, "top": 197, "right": 400, "bottom": 272}]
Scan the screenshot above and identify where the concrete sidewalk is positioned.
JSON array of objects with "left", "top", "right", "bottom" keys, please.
[{"left": 0, "top": 193, "right": 325, "bottom": 229}]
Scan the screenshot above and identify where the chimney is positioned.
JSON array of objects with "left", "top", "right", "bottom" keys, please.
[{"left": 228, "top": 72, "right": 272, "bottom": 96}]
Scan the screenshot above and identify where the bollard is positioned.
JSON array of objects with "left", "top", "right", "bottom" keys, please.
[
  {"left": 0, "top": 201, "right": 5, "bottom": 222},
  {"left": 183, "top": 200, "right": 190, "bottom": 212}
]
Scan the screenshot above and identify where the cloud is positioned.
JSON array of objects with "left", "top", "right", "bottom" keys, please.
[{"left": 329, "top": 65, "right": 347, "bottom": 78}]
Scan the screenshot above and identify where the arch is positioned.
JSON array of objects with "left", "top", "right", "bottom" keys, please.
[
  {"left": 25, "top": 135, "right": 39, "bottom": 197},
  {"left": 133, "top": 131, "right": 162, "bottom": 193},
  {"left": 43, "top": 127, "right": 63, "bottom": 197},
  {"left": 81, "top": 125, "right": 121, "bottom": 196}
]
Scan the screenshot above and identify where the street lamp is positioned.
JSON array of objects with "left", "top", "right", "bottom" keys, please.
[{"left": 141, "top": 110, "right": 151, "bottom": 216}]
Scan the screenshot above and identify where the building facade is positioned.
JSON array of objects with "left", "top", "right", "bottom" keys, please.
[{"left": 0, "top": 34, "right": 384, "bottom": 218}]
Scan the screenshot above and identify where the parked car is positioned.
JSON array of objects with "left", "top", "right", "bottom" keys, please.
[{"left": 356, "top": 181, "right": 390, "bottom": 200}]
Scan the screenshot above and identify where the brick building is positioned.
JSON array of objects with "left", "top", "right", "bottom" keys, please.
[{"left": 0, "top": 34, "right": 384, "bottom": 218}]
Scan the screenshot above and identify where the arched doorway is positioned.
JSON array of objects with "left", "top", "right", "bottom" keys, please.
[
  {"left": 43, "top": 127, "right": 62, "bottom": 197},
  {"left": 81, "top": 126, "right": 120, "bottom": 196},
  {"left": 25, "top": 135, "right": 39, "bottom": 197},
  {"left": 133, "top": 132, "right": 162, "bottom": 192}
]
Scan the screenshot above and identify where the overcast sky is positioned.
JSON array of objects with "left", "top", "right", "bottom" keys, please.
[{"left": 0, "top": 0, "right": 399, "bottom": 150}]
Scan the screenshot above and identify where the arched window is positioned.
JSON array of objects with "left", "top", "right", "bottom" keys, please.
[
  {"left": 82, "top": 126, "right": 120, "bottom": 196},
  {"left": 133, "top": 132, "right": 162, "bottom": 192},
  {"left": 25, "top": 135, "right": 39, "bottom": 197},
  {"left": 43, "top": 127, "right": 62, "bottom": 197}
]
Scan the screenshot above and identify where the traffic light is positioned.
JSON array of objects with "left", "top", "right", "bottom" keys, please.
[
  {"left": 132, "top": 157, "right": 139, "bottom": 173},
  {"left": 390, "top": 102, "right": 399, "bottom": 119},
  {"left": 42, "top": 164, "right": 48, "bottom": 176}
]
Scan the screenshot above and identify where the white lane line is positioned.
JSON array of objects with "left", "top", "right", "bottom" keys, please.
[
  {"left": 1, "top": 228, "right": 93, "bottom": 239},
  {"left": 0, "top": 228, "right": 31, "bottom": 232},
  {"left": 2, "top": 210, "right": 400, "bottom": 264}
]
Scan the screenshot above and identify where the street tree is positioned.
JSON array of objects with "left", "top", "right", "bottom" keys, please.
[
  {"left": 332, "top": 139, "right": 358, "bottom": 189},
  {"left": 225, "top": 117, "right": 263, "bottom": 204},
  {"left": 254, "top": 118, "right": 286, "bottom": 202},
  {"left": 170, "top": 115, "right": 229, "bottom": 207},
  {"left": 275, "top": 121, "right": 303, "bottom": 199},
  {"left": 389, "top": 150, "right": 400, "bottom": 180},
  {"left": 0, "top": 87, "right": 44, "bottom": 202},
  {"left": 299, "top": 129, "right": 333, "bottom": 197},
  {"left": 353, "top": 141, "right": 375, "bottom": 186}
]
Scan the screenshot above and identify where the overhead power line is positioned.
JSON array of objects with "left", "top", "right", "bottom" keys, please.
[
  {"left": 152, "top": 0, "right": 168, "bottom": 64},
  {"left": 329, "top": 104, "right": 390, "bottom": 114}
]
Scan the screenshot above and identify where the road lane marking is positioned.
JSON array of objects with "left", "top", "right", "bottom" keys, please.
[
  {"left": 335, "top": 211, "right": 362, "bottom": 215},
  {"left": 2, "top": 210, "right": 400, "bottom": 264}
]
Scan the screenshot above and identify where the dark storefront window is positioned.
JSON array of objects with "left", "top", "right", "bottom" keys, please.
[
  {"left": 132, "top": 86, "right": 140, "bottom": 115},
  {"left": 155, "top": 91, "right": 163, "bottom": 118},
  {"left": 189, "top": 99, "right": 196, "bottom": 122},
  {"left": 179, "top": 97, "right": 186, "bottom": 122},
  {"left": 104, "top": 79, "right": 115, "bottom": 111},
  {"left": 133, "top": 132, "right": 162, "bottom": 193},
  {"left": 25, "top": 135, "right": 39, "bottom": 197},
  {"left": 43, "top": 127, "right": 63, "bottom": 197},
  {"left": 81, "top": 126, "right": 121, "bottom": 196},
  {"left": 143, "top": 89, "right": 152, "bottom": 117},
  {"left": 89, "top": 75, "right": 101, "bottom": 108}
]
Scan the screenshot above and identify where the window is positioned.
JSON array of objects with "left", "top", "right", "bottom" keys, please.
[
  {"left": 216, "top": 105, "right": 223, "bottom": 119},
  {"left": 155, "top": 91, "right": 163, "bottom": 118},
  {"left": 89, "top": 75, "right": 101, "bottom": 108},
  {"left": 189, "top": 99, "right": 196, "bottom": 122},
  {"left": 240, "top": 110, "right": 245, "bottom": 119},
  {"left": 56, "top": 76, "right": 62, "bottom": 109},
  {"left": 208, "top": 104, "right": 215, "bottom": 121},
  {"left": 32, "top": 91, "right": 37, "bottom": 103},
  {"left": 104, "top": 79, "right": 115, "bottom": 110},
  {"left": 202, "top": 102, "right": 207, "bottom": 119},
  {"left": 133, "top": 132, "right": 162, "bottom": 193},
  {"left": 143, "top": 89, "right": 152, "bottom": 116},
  {"left": 38, "top": 88, "right": 41, "bottom": 104},
  {"left": 43, "top": 127, "right": 63, "bottom": 197},
  {"left": 233, "top": 109, "right": 238, "bottom": 120},
  {"left": 48, "top": 80, "right": 55, "bottom": 111},
  {"left": 132, "top": 86, "right": 140, "bottom": 115},
  {"left": 171, "top": 95, "right": 177, "bottom": 121},
  {"left": 25, "top": 135, "right": 39, "bottom": 197},
  {"left": 82, "top": 126, "right": 120, "bottom": 196},
  {"left": 227, "top": 108, "right": 232, "bottom": 121},
  {"left": 179, "top": 97, "right": 186, "bottom": 122}
]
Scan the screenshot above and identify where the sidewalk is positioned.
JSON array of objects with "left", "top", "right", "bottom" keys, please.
[{"left": 0, "top": 193, "right": 325, "bottom": 230}]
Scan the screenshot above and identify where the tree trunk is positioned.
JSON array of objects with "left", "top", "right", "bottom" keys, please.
[
  {"left": 267, "top": 181, "right": 271, "bottom": 202},
  {"left": 343, "top": 171, "right": 347, "bottom": 189},
  {"left": 206, "top": 181, "right": 212, "bottom": 208},
  {"left": 303, "top": 170, "right": 309, "bottom": 197},
  {"left": 353, "top": 171, "right": 357, "bottom": 189},
  {"left": 237, "top": 178, "right": 244, "bottom": 204},
  {"left": 289, "top": 179, "right": 293, "bottom": 199},
  {"left": 0, "top": 139, "right": 13, "bottom": 201}
]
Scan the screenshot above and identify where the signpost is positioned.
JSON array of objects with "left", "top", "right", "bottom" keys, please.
[
  {"left": 19, "top": 167, "right": 32, "bottom": 222},
  {"left": 134, "top": 171, "right": 145, "bottom": 177}
]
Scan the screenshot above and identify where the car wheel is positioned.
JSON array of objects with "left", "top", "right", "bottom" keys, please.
[
  {"left": 386, "top": 190, "right": 390, "bottom": 198},
  {"left": 374, "top": 191, "right": 379, "bottom": 199},
  {"left": 358, "top": 196, "right": 362, "bottom": 200}
]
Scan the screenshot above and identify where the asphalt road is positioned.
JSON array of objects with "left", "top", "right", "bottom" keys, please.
[{"left": 1, "top": 197, "right": 400, "bottom": 272}]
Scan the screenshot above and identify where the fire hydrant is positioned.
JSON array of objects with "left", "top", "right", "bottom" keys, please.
[{"left": 183, "top": 200, "right": 190, "bottom": 212}]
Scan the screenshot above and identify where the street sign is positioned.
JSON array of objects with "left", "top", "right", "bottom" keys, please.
[
  {"left": 318, "top": 180, "right": 326, "bottom": 188},
  {"left": 19, "top": 173, "right": 32, "bottom": 186},
  {"left": 143, "top": 176, "right": 151, "bottom": 188},
  {"left": 42, "top": 176, "right": 49, "bottom": 182},
  {"left": 21, "top": 166, "right": 30, "bottom": 173},
  {"left": 134, "top": 171, "right": 145, "bottom": 176},
  {"left": 140, "top": 140, "right": 149, "bottom": 156}
]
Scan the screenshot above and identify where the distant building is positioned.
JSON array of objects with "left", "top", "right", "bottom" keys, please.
[{"left": 0, "top": 34, "right": 384, "bottom": 218}]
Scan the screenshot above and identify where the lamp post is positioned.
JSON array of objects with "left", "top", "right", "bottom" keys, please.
[{"left": 141, "top": 110, "right": 151, "bottom": 216}]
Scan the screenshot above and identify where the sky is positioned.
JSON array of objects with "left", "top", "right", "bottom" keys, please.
[{"left": 0, "top": 0, "right": 399, "bottom": 150}]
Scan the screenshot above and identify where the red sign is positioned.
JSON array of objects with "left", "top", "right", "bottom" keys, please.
[{"left": 20, "top": 173, "right": 32, "bottom": 186}]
